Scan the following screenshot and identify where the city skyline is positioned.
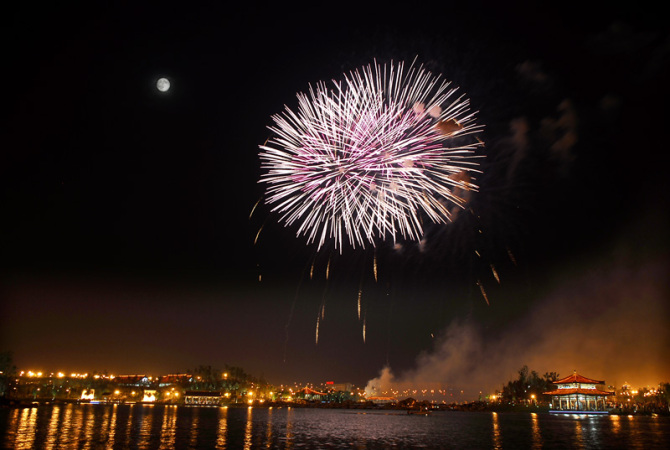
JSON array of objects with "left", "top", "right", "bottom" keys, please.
[{"left": 7, "top": 363, "right": 665, "bottom": 404}]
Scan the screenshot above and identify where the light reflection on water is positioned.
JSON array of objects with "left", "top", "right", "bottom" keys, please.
[
  {"left": 216, "top": 406, "right": 228, "bottom": 449},
  {"left": 142, "top": 405, "right": 155, "bottom": 448},
  {"left": 574, "top": 417, "right": 584, "bottom": 448},
  {"left": 82, "top": 405, "right": 96, "bottom": 449},
  {"left": 244, "top": 406, "right": 253, "bottom": 450},
  {"left": 2, "top": 405, "right": 669, "bottom": 449},
  {"left": 14, "top": 407, "right": 37, "bottom": 450},
  {"left": 44, "top": 404, "right": 59, "bottom": 449},
  {"left": 124, "top": 403, "right": 134, "bottom": 447},
  {"left": 611, "top": 414, "right": 621, "bottom": 434},
  {"left": 265, "top": 407, "right": 273, "bottom": 449},
  {"left": 159, "top": 405, "right": 177, "bottom": 449},
  {"left": 61, "top": 404, "right": 73, "bottom": 445},
  {"left": 530, "top": 412, "right": 542, "bottom": 449},
  {"left": 108, "top": 404, "right": 118, "bottom": 447},
  {"left": 285, "top": 406, "right": 294, "bottom": 449},
  {"left": 492, "top": 411, "right": 502, "bottom": 449},
  {"left": 189, "top": 406, "right": 199, "bottom": 448}
]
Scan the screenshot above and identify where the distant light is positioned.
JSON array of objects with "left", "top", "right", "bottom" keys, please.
[{"left": 157, "top": 78, "right": 170, "bottom": 92}]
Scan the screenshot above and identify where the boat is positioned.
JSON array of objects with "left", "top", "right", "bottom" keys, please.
[{"left": 407, "top": 408, "right": 431, "bottom": 416}]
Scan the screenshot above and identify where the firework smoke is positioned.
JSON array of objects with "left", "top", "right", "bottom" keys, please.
[{"left": 365, "top": 258, "right": 669, "bottom": 401}]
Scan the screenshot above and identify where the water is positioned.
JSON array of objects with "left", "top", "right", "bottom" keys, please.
[{"left": 1, "top": 404, "right": 669, "bottom": 449}]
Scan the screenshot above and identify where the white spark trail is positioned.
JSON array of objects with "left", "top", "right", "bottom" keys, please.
[{"left": 259, "top": 60, "right": 483, "bottom": 250}]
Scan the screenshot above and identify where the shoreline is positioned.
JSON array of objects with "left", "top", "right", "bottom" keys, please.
[{"left": 2, "top": 398, "right": 667, "bottom": 416}]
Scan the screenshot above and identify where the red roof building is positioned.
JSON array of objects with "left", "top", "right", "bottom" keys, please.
[
  {"left": 297, "top": 387, "right": 328, "bottom": 401},
  {"left": 543, "top": 371, "right": 613, "bottom": 413}
]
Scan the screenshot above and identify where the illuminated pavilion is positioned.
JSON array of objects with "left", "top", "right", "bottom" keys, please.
[
  {"left": 544, "top": 371, "right": 613, "bottom": 414},
  {"left": 184, "top": 390, "right": 222, "bottom": 406},
  {"left": 298, "top": 387, "right": 328, "bottom": 402}
]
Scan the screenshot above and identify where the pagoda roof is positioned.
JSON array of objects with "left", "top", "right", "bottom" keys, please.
[
  {"left": 300, "top": 387, "right": 327, "bottom": 396},
  {"left": 543, "top": 388, "right": 614, "bottom": 396},
  {"left": 553, "top": 372, "right": 604, "bottom": 385}
]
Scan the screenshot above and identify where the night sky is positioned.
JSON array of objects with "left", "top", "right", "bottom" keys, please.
[{"left": 3, "top": 2, "right": 668, "bottom": 397}]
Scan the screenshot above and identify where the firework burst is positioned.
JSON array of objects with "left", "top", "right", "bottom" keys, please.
[{"left": 259, "top": 60, "right": 483, "bottom": 251}]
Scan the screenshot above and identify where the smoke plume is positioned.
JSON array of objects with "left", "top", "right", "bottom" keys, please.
[{"left": 366, "top": 259, "right": 669, "bottom": 401}]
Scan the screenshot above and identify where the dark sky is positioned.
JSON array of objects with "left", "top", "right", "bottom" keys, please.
[{"left": 2, "top": 2, "right": 668, "bottom": 395}]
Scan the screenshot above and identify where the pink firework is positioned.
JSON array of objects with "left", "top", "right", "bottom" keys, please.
[{"left": 259, "top": 60, "right": 483, "bottom": 251}]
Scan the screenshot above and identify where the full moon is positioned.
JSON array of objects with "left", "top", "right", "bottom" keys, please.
[{"left": 156, "top": 78, "right": 170, "bottom": 92}]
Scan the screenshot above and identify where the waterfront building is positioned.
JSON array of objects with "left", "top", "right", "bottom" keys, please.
[
  {"left": 543, "top": 371, "right": 613, "bottom": 413},
  {"left": 366, "top": 396, "right": 397, "bottom": 405},
  {"left": 184, "top": 390, "right": 222, "bottom": 406},
  {"left": 158, "top": 374, "right": 191, "bottom": 387},
  {"left": 327, "top": 382, "right": 354, "bottom": 393},
  {"left": 298, "top": 387, "right": 328, "bottom": 402},
  {"left": 115, "top": 375, "right": 151, "bottom": 387}
]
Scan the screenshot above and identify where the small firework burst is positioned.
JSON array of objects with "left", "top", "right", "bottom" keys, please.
[{"left": 259, "top": 59, "right": 483, "bottom": 251}]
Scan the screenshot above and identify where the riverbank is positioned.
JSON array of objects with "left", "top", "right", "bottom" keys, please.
[{"left": 3, "top": 397, "right": 668, "bottom": 416}]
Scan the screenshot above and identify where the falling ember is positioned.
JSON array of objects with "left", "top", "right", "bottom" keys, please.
[
  {"left": 310, "top": 258, "right": 315, "bottom": 280},
  {"left": 357, "top": 289, "right": 362, "bottom": 320},
  {"left": 475, "top": 250, "right": 481, "bottom": 258},
  {"left": 254, "top": 225, "right": 264, "bottom": 246},
  {"left": 362, "top": 315, "right": 367, "bottom": 343},
  {"left": 373, "top": 251, "right": 378, "bottom": 283},
  {"left": 490, "top": 264, "right": 500, "bottom": 284},
  {"left": 315, "top": 315, "right": 320, "bottom": 344},
  {"left": 249, "top": 197, "right": 262, "bottom": 220},
  {"left": 477, "top": 279, "right": 490, "bottom": 305},
  {"left": 326, "top": 256, "right": 331, "bottom": 281},
  {"left": 507, "top": 247, "right": 517, "bottom": 265}
]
